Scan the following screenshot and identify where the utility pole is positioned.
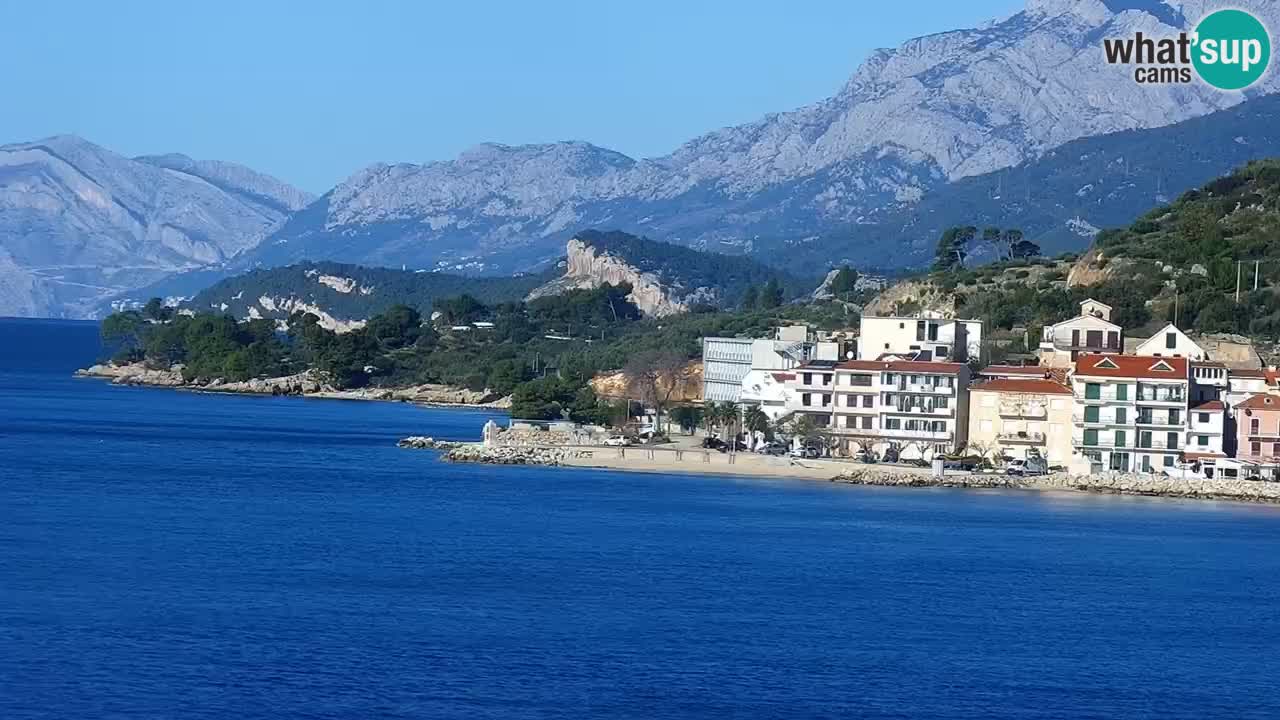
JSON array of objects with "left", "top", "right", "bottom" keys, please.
[
  {"left": 1255, "top": 260, "right": 1261, "bottom": 291},
  {"left": 1236, "top": 261, "right": 1243, "bottom": 303}
]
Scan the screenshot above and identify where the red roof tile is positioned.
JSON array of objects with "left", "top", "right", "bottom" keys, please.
[
  {"left": 1236, "top": 393, "right": 1280, "bottom": 411},
  {"left": 971, "top": 378, "right": 1072, "bottom": 395},
  {"left": 771, "top": 373, "right": 796, "bottom": 383},
  {"left": 1072, "top": 353, "right": 1189, "bottom": 380},
  {"left": 1191, "top": 400, "right": 1225, "bottom": 411},
  {"left": 980, "top": 365, "right": 1048, "bottom": 375}
]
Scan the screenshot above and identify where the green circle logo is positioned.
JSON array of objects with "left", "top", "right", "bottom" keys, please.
[{"left": 1192, "top": 9, "right": 1271, "bottom": 90}]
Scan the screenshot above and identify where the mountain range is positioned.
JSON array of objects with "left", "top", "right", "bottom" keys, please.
[{"left": 3, "top": 0, "right": 1280, "bottom": 318}]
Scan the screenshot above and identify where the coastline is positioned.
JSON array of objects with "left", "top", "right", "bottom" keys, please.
[
  {"left": 74, "top": 362, "right": 512, "bottom": 410},
  {"left": 434, "top": 442, "right": 1280, "bottom": 506}
]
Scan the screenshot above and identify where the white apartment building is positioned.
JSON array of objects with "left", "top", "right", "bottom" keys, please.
[
  {"left": 1040, "top": 299, "right": 1123, "bottom": 368},
  {"left": 811, "top": 359, "right": 972, "bottom": 461},
  {"left": 701, "top": 325, "right": 836, "bottom": 403},
  {"left": 1069, "top": 354, "right": 1191, "bottom": 474},
  {"left": 1185, "top": 400, "right": 1227, "bottom": 466},
  {"left": 857, "top": 314, "right": 983, "bottom": 363},
  {"left": 787, "top": 361, "right": 838, "bottom": 430},
  {"left": 739, "top": 369, "right": 796, "bottom": 421}
]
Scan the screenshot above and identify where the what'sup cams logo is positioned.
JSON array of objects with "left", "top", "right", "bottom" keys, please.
[{"left": 1104, "top": 9, "right": 1271, "bottom": 90}]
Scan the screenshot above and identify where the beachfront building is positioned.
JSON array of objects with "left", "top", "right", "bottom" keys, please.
[
  {"left": 739, "top": 369, "right": 795, "bottom": 421},
  {"left": 1069, "top": 354, "right": 1190, "bottom": 475},
  {"left": 1185, "top": 400, "right": 1228, "bottom": 470},
  {"left": 1039, "top": 299, "right": 1123, "bottom": 368},
  {"left": 786, "top": 360, "right": 838, "bottom": 430},
  {"left": 1233, "top": 394, "right": 1280, "bottom": 467},
  {"left": 819, "top": 359, "right": 971, "bottom": 461},
  {"left": 856, "top": 314, "right": 983, "bottom": 363},
  {"left": 967, "top": 377, "right": 1073, "bottom": 467},
  {"left": 701, "top": 325, "right": 836, "bottom": 403}
]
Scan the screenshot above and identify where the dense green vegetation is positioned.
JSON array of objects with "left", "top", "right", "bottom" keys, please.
[
  {"left": 576, "top": 230, "right": 815, "bottom": 306},
  {"left": 102, "top": 282, "right": 861, "bottom": 421},
  {"left": 188, "top": 261, "right": 557, "bottom": 322}
]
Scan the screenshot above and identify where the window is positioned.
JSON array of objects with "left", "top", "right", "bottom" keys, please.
[
  {"left": 1116, "top": 384, "right": 1128, "bottom": 401},
  {"left": 1251, "top": 418, "right": 1260, "bottom": 434},
  {"left": 885, "top": 418, "right": 901, "bottom": 430},
  {"left": 822, "top": 374, "right": 831, "bottom": 386},
  {"left": 1107, "top": 331, "right": 1120, "bottom": 350},
  {"left": 1140, "top": 431, "right": 1152, "bottom": 449},
  {"left": 1083, "top": 429, "right": 1099, "bottom": 446},
  {"left": 1252, "top": 441, "right": 1262, "bottom": 455},
  {"left": 1169, "top": 409, "right": 1180, "bottom": 425},
  {"left": 802, "top": 393, "right": 812, "bottom": 407},
  {"left": 1085, "top": 406, "right": 1100, "bottom": 423},
  {"left": 803, "top": 373, "right": 813, "bottom": 385},
  {"left": 862, "top": 395, "right": 873, "bottom": 408},
  {"left": 1163, "top": 455, "right": 1175, "bottom": 467},
  {"left": 916, "top": 320, "right": 926, "bottom": 341},
  {"left": 928, "top": 323, "right": 939, "bottom": 342},
  {"left": 899, "top": 323, "right": 905, "bottom": 329},
  {"left": 936, "top": 345, "right": 948, "bottom": 358},
  {"left": 861, "top": 416, "right": 873, "bottom": 429},
  {"left": 1166, "top": 332, "right": 1177, "bottom": 349},
  {"left": 822, "top": 394, "right": 831, "bottom": 407},
  {"left": 1085, "top": 383, "right": 1101, "bottom": 400},
  {"left": 1198, "top": 412, "right": 1209, "bottom": 423},
  {"left": 1167, "top": 432, "right": 1178, "bottom": 450},
  {"left": 1086, "top": 330, "right": 1103, "bottom": 348},
  {"left": 884, "top": 343, "right": 890, "bottom": 350},
  {"left": 1115, "top": 408, "right": 1127, "bottom": 424},
  {"left": 1197, "top": 435, "right": 1208, "bottom": 447},
  {"left": 1114, "top": 430, "right": 1127, "bottom": 448}
]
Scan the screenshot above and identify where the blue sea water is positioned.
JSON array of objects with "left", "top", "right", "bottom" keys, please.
[{"left": 3, "top": 318, "right": 1280, "bottom": 719}]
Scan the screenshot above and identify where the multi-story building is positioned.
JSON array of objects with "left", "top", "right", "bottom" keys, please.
[
  {"left": 967, "top": 378, "right": 1074, "bottom": 467},
  {"left": 787, "top": 361, "right": 838, "bottom": 430},
  {"left": 1185, "top": 400, "right": 1227, "bottom": 470},
  {"left": 813, "top": 360, "right": 971, "bottom": 461},
  {"left": 1069, "top": 354, "right": 1190, "bottom": 475},
  {"left": 1233, "top": 393, "right": 1280, "bottom": 465},
  {"left": 856, "top": 314, "right": 982, "bottom": 363},
  {"left": 1039, "top": 299, "right": 1123, "bottom": 368},
  {"left": 701, "top": 325, "right": 838, "bottom": 403}
]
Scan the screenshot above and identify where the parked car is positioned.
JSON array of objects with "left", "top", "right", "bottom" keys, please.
[
  {"left": 701, "top": 437, "right": 727, "bottom": 452},
  {"left": 1162, "top": 462, "right": 1208, "bottom": 480},
  {"left": 1005, "top": 456, "right": 1048, "bottom": 476},
  {"left": 790, "top": 445, "right": 821, "bottom": 459},
  {"left": 603, "top": 435, "right": 633, "bottom": 447},
  {"left": 759, "top": 442, "right": 788, "bottom": 456},
  {"left": 942, "top": 454, "right": 984, "bottom": 471}
]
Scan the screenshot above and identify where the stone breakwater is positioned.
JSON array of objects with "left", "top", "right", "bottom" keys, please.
[
  {"left": 833, "top": 469, "right": 1280, "bottom": 504},
  {"left": 443, "top": 443, "right": 594, "bottom": 466},
  {"left": 397, "top": 436, "right": 465, "bottom": 451}
]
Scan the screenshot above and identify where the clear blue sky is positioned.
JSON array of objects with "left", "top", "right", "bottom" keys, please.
[{"left": 1, "top": 0, "right": 1024, "bottom": 192}]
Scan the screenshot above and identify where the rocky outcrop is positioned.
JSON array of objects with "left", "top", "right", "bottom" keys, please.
[
  {"left": 76, "top": 363, "right": 187, "bottom": 387},
  {"left": 833, "top": 469, "right": 1280, "bottom": 504},
  {"left": 862, "top": 280, "right": 957, "bottom": 318},
  {"left": 526, "top": 237, "right": 692, "bottom": 317},
  {"left": 445, "top": 443, "right": 593, "bottom": 466},
  {"left": 397, "top": 436, "right": 465, "bottom": 450}
]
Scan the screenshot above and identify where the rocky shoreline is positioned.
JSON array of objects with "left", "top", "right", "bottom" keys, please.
[
  {"left": 422, "top": 441, "right": 1280, "bottom": 505},
  {"left": 75, "top": 362, "right": 512, "bottom": 409}
]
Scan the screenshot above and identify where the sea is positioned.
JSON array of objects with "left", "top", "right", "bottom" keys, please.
[{"left": 3, "top": 317, "right": 1280, "bottom": 719}]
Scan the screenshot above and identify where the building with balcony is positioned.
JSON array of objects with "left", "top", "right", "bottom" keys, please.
[
  {"left": 856, "top": 314, "right": 982, "bottom": 363},
  {"left": 1234, "top": 393, "right": 1280, "bottom": 466},
  {"left": 784, "top": 361, "right": 838, "bottom": 430},
  {"left": 1185, "top": 400, "right": 1227, "bottom": 466},
  {"left": 967, "top": 378, "right": 1073, "bottom": 467},
  {"left": 701, "top": 325, "right": 838, "bottom": 403},
  {"left": 1068, "top": 354, "right": 1190, "bottom": 475},
  {"left": 1039, "top": 299, "right": 1123, "bottom": 368},
  {"left": 819, "top": 359, "right": 971, "bottom": 461}
]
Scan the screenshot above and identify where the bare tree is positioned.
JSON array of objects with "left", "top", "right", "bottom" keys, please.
[{"left": 625, "top": 350, "right": 690, "bottom": 435}]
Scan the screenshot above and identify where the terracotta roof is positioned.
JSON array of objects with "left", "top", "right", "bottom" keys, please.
[
  {"left": 1184, "top": 452, "right": 1227, "bottom": 461},
  {"left": 980, "top": 365, "right": 1049, "bottom": 375},
  {"left": 1192, "top": 361, "right": 1227, "bottom": 368},
  {"left": 771, "top": 373, "right": 796, "bottom": 383},
  {"left": 1191, "top": 400, "right": 1225, "bottom": 411},
  {"left": 1072, "top": 353, "right": 1189, "bottom": 380},
  {"left": 1236, "top": 393, "right": 1280, "bottom": 411},
  {"left": 971, "top": 378, "right": 1072, "bottom": 395},
  {"left": 1230, "top": 369, "right": 1267, "bottom": 378},
  {"left": 837, "top": 359, "right": 967, "bottom": 375}
]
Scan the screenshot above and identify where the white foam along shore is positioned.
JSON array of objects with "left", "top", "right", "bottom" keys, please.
[
  {"left": 74, "top": 362, "right": 512, "bottom": 409},
  {"left": 431, "top": 442, "right": 1280, "bottom": 505}
]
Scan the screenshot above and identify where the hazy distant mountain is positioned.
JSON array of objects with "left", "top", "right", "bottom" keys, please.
[
  {"left": 248, "top": 0, "right": 1279, "bottom": 273},
  {"left": 0, "top": 135, "right": 312, "bottom": 317}
]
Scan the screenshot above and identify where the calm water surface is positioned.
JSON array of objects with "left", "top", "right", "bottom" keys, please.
[{"left": 3, "top": 318, "right": 1280, "bottom": 719}]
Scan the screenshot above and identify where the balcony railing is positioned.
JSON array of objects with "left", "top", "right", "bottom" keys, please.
[
  {"left": 1072, "top": 438, "right": 1130, "bottom": 449},
  {"left": 884, "top": 404, "right": 952, "bottom": 415},
  {"left": 1135, "top": 416, "right": 1184, "bottom": 427},
  {"left": 883, "top": 428, "right": 952, "bottom": 440},
  {"left": 999, "top": 405, "right": 1047, "bottom": 419},
  {"left": 887, "top": 381, "right": 954, "bottom": 394},
  {"left": 1136, "top": 389, "right": 1186, "bottom": 403},
  {"left": 1080, "top": 391, "right": 1130, "bottom": 403},
  {"left": 1073, "top": 414, "right": 1130, "bottom": 426},
  {"left": 997, "top": 431, "right": 1046, "bottom": 444}
]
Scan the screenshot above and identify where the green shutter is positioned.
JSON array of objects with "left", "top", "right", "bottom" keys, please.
[
  {"left": 1085, "top": 406, "right": 1100, "bottom": 423},
  {"left": 1084, "top": 429, "right": 1099, "bottom": 447},
  {"left": 1116, "top": 384, "right": 1128, "bottom": 401},
  {"left": 1086, "top": 383, "right": 1101, "bottom": 400}
]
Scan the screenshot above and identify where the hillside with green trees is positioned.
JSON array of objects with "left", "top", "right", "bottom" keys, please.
[
  {"left": 102, "top": 281, "right": 862, "bottom": 421},
  {"left": 903, "top": 159, "right": 1280, "bottom": 360},
  {"left": 574, "top": 230, "right": 815, "bottom": 308},
  {"left": 186, "top": 261, "right": 558, "bottom": 323}
]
